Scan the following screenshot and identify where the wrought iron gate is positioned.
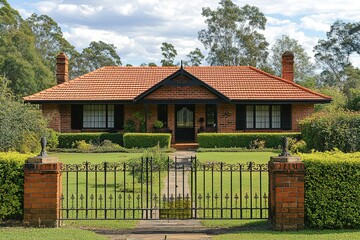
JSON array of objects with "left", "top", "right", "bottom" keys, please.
[{"left": 60, "top": 157, "right": 268, "bottom": 220}]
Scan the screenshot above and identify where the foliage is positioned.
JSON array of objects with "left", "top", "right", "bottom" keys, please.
[
  {"left": 132, "top": 111, "right": 147, "bottom": 133},
  {"left": 0, "top": 96, "right": 48, "bottom": 153},
  {"left": 302, "top": 151, "right": 360, "bottom": 229},
  {"left": 186, "top": 47, "right": 204, "bottom": 66},
  {"left": 344, "top": 66, "right": 360, "bottom": 111},
  {"left": 26, "top": 13, "right": 78, "bottom": 79},
  {"left": 72, "top": 139, "right": 125, "bottom": 153},
  {"left": 314, "top": 20, "right": 360, "bottom": 87},
  {"left": 123, "top": 133, "right": 171, "bottom": 148},
  {"left": 45, "top": 128, "right": 59, "bottom": 149},
  {"left": 299, "top": 111, "right": 360, "bottom": 152},
  {"left": 0, "top": 152, "right": 29, "bottom": 220},
  {"left": 314, "top": 86, "right": 347, "bottom": 112},
  {"left": 249, "top": 139, "right": 266, "bottom": 149},
  {"left": 0, "top": 2, "right": 54, "bottom": 97},
  {"left": 160, "top": 42, "right": 177, "bottom": 66},
  {"left": 57, "top": 132, "right": 123, "bottom": 148},
  {"left": 270, "top": 35, "right": 314, "bottom": 83},
  {"left": 198, "top": 133, "right": 300, "bottom": 148},
  {"left": 153, "top": 120, "right": 164, "bottom": 129},
  {"left": 289, "top": 139, "right": 307, "bottom": 153},
  {"left": 198, "top": 0, "right": 268, "bottom": 67},
  {"left": 196, "top": 147, "right": 278, "bottom": 152},
  {"left": 123, "top": 119, "right": 136, "bottom": 133},
  {"left": 72, "top": 41, "right": 122, "bottom": 77},
  {"left": 129, "top": 144, "right": 171, "bottom": 182}
]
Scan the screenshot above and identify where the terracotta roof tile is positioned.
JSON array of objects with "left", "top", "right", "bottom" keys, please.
[{"left": 24, "top": 66, "right": 331, "bottom": 102}]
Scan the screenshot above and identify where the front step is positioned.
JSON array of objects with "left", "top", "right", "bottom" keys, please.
[{"left": 171, "top": 143, "right": 199, "bottom": 150}]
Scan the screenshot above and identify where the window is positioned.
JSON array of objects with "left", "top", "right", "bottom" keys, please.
[
  {"left": 157, "top": 104, "right": 168, "bottom": 127},
  {"left": 237, "top": 104, "right": 285, "bottom": 129},
  {"left": 83, "top": 105, "right": 114, "bottom": 128},
  {"left": 206, "top": 104, "right": 217, "bottom": 127},
  {"left": 176, "top": 106, "right": 194, "bottom": 128}
]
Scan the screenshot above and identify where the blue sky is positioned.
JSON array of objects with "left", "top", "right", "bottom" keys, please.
[{"left": 7, "top": 0, "right": 360, "bottom": 66}]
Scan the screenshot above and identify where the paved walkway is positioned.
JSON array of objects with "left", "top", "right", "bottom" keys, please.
[{"left": 102, "top": 151, "right": 212, "bottom": 240}]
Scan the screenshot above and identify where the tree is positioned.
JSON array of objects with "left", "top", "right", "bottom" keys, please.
[
  {"left": 0, "top": 1, "right": 54, "bottom": 97},
  {"left": 186, "top": 48, "right": 205, "bottom": 66},
  {"left": 314, "top": 20, "right": 360, "bottom": 86},
  {"left": 72, "top": 41, "right": 122, "bottom": 77},
  {"left": 26, "top": 14, "right": 78, "bottom": 79},
  {"left": 160, "top": 42, "right": 177, "bottom": 66},
  {"left": 270, "top": 35, "right": 315, "bottom": 84},
  {"left": 198, "top": 0, "right": 268, "bottom": 66},
  {"left": 343, "top": 66, "right": 360, "bottom": 111}
]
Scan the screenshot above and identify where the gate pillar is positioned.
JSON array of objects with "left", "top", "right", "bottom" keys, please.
[
  {"left": 268, "top": 139, "right": 305, "bottom": 230},
  {"left": 23, "top": 140, "right": 62, "bottom": 227}
]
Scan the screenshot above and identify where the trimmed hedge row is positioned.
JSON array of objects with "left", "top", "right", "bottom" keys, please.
[
  {"left": 302, "top": 151, "right": 360, "bottom": 229},
  {"left": 57, "top": 132, "right": 123, "bottom": 148},
  {"left": 0, "top": 152, "right": 29, "bottom": 220},
  {"left": 197, "top": 133, "right": 300, "bottom": 148},
  {"left": 123, "top": 133, "right": 171, "bottom": 148},
  {"left": 299, "top": 111, "right": 360, "bottom": 152}
]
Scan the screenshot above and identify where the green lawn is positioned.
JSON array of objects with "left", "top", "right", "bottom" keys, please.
[{"left": 0, "top": 228, "right": 107, "bottom": 240}]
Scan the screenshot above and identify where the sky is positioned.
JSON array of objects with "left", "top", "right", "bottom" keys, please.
[{"left": 6, "top": 0, "right": 360, "bottom": 67}]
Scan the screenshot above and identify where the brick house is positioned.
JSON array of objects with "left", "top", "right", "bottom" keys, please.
[{"left": 24, "top": 52, "right": 331, "bottom": 142}]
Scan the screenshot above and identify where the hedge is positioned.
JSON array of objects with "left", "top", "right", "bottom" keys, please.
[
  {"left": 123, "top": 133, "right": 171, "bottom": 148},
  {"left": 197, "top": 132, "right": 300, "bottom": 148},
  {"left": 57, "top": 132, "right": 123, "bottom": 148},
  {"left": 302, "top": 151, "right": 360, "bottom": 229},
  {"left": 299, "top": 111, "right": 360, "bottom": 152},
  {"left": 0, "top": 152, "right": 29, "bottom": 220}
]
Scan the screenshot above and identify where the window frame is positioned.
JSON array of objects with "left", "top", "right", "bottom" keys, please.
[
  {"left": 205, "top": 104, "right": 217, "bottom": 127},
  {"left": 157, "top": 104, "right": 168, "bottom": 127},
  {"left": 82, "top": 104, "right": 115, "bottom": 129},
  {"left": 241, "top": 104, "right": 282, "bottom": 130}
]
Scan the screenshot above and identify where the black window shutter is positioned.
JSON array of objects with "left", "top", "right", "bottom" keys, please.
[
  {"left": 281, "top": 104, "right": 292, "bottom": 130},
  {"left": 114, "top": 104, "right": 124, "bottom": 130},
  {"left": 71, "top": 105, "right": 83, "bottom": 130},
  {"left": 236, "top": 105, "right": 246, "bottom": 130}
]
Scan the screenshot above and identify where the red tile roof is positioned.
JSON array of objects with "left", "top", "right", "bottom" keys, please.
[{"left": 24, "top": 66, "right": 331, "bottom": 102}]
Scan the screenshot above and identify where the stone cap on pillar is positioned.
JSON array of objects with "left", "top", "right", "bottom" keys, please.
[{"left": 26, "top": 137, "right": 58, "bottom": 164}]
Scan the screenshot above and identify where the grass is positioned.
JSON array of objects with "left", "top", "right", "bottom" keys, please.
[
  {"left": 50, "top": 152, "right": 145, "bottom": 229},
  {"left": 0, "top": 227, "right": 107, "bottom": 240},
  {"left": 194, "top": 151, "right": 276, "bottom": 225}
]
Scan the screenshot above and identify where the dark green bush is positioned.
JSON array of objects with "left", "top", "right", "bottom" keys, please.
[
  {"left": 0, "top": 152, "right": 29, "bottom": 220},
  {"left": 123, "top": 133, "right": 171, "bottom": 148},
  {"left": 303, "top": 151, "right": 360, "bottom": 229},
  {"left": 299, "top": 111, "right": 360, "bottom": 152},
  {"left": 198, "top": 133, "right": 300, "bottom": 148},
  {"left": 57, "top": 132, "right": 123, "bottom": 148}
]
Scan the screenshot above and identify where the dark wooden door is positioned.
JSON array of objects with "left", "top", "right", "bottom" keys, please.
[{"left": 175, "top": 104, "right": 195, "bottom": 142}]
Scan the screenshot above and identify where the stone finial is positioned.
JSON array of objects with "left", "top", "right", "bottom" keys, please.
[
  {"left": 279, "top": 137, "right": 291, "bottom": 157},
  {"left": 38, "top": 137, "right": 48, "bottom": 157}
]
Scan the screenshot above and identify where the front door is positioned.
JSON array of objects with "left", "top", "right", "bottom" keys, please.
[{"left": 175, "top": 104, "right": 195, "bottom": 142}]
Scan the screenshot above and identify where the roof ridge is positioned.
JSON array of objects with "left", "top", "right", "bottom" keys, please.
[{"left": 247, "top": 66, "right": 332, "bottom": 100}]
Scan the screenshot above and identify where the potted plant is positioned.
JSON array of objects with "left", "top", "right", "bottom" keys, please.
[{"left": 153, "top": 120, "right": 172, "bottom": 133}]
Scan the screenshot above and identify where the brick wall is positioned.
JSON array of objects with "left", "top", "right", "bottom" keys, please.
[
  {"left": 292, "top": 104, "right": 314, "bottom": 131},
  {"left": 23, "top": 162, "right": 62, "bottom": 227},
  {"left": 42, "top": 104, "right": 61, "bottom": 132},
  {"left": 268, "top": 161, "right": 305, "bottom": 230},
  {"left": 194, "top": 104, "right": 206, "bottom": 141},
  {"left": 60, "top": 105, "right": 72, "bottom": 132},
  {"left": 145, "top": 86, "right": 218, "bottom": 100}
]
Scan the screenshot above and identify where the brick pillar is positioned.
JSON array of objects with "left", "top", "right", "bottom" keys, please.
[
  {"left": 23, "top": 156, "right": 62, "bottom": 227},
  {"left": 268, "top": 156, "right": 305, "bottom": 230}
]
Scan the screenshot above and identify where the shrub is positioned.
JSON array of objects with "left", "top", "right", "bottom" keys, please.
[
  {"left": 153, "top": 120, "right": 164, "bottom": 129},
  {"left": 0, "top": 97, "right": 48, "bottom": 153},
  {"left": 123, "top": 119, "right": 136, "bottom": 132},
  {"left": 302, "top": 151, "right": 360, "bottom": 229},
  {"left": 0, "top": 152, "right": 29, "bottom": 220},
  {"left": 198, "top": 133, "right": 300, "bottom": 148},
  {"left": 72, "top": 140, "right": 125, "bottom": 153},
  {"left": 249, "top": 139, "right": 266, "bottom": 149},
  {"left": 46, "top": 129, "right": 59, "bottom": 149},
  {"left": 57, "top": 132, "right": 123, "bottom": 148},
  {"left": 123, "top": 133, "right": 171, "bottom": 148},
  {"left": 299, "top": 111, "right": 360, "bottom": 152}
]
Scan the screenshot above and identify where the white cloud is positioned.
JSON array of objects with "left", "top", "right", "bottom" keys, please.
[{"left": 6, "top": 0, "right": 360, "bottom": 67}]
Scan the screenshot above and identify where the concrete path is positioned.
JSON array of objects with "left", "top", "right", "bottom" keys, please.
[{"left": 102, "top": 151, "right": 213, "bottom": 240}]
